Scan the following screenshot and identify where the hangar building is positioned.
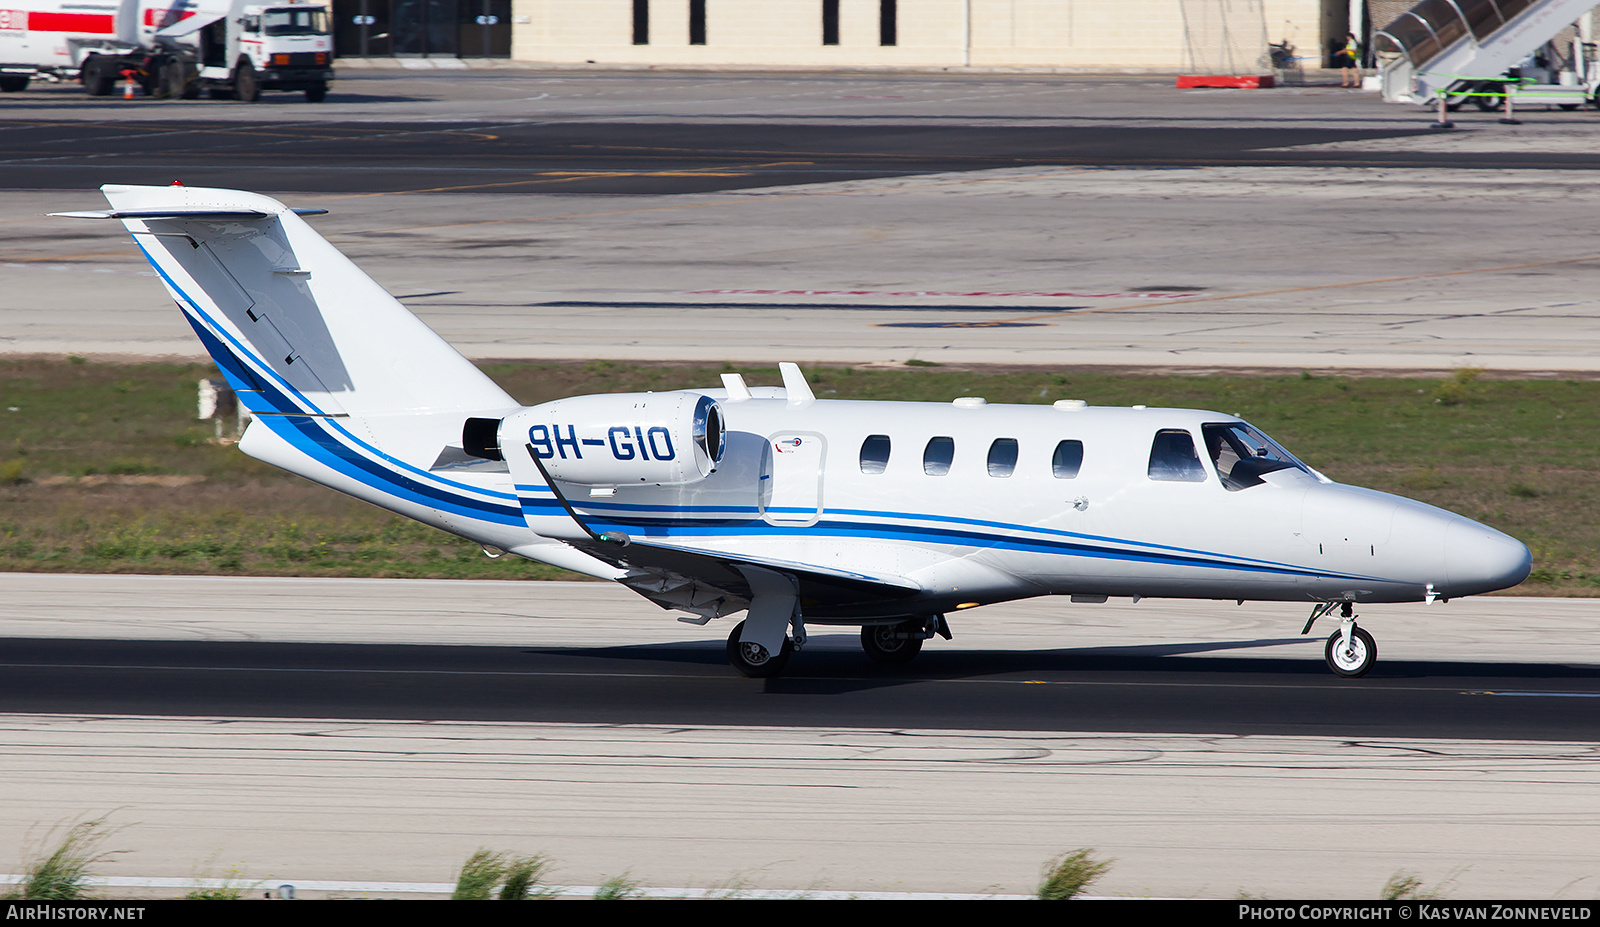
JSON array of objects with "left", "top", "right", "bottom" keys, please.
[{"left": 330, "top": 0, "right": 1388, "bottom": 71}]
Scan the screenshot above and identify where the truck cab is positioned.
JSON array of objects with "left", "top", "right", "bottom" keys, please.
[
  {"left": 146, "top": 0, "right": 333, "bottom": 101},
  {"left": 211, "top": 2, "right": 333, "bottom": 101}
]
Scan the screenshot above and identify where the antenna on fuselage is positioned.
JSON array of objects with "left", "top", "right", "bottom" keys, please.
[
  {"left": 720, "top": 373, "right": 753, "bottom": 402},
  {"left": 779, "top": 362, "right": 815, "bottom": 405}
]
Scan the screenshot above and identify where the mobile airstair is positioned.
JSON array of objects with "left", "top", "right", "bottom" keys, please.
[{"left": 1376, "top": 0, "right": 1599, "bottom": 104}]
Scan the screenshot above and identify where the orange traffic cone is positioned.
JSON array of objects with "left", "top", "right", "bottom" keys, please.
[{"left": 121, "top": 69, "right": 136, "bottom": 99}]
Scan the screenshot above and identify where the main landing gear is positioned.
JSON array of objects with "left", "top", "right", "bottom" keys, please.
[
  {"left": 860, "top": 615, "right": 950, "bottom": 666},
  {"left": 724, "top": 613, "right": 952, "bottom": 677},
  {"left": 1304, "top": 601, "right": 1377, "bottom": 677},
  {"left": 726, "top": 618, "right": 792, "bottom": 678}
]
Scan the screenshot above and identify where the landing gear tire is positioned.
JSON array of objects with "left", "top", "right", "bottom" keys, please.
[
  {"left": 1325, "top": 626, "right": 1376, "bottom": 678},
  {"left": 860, "top": 621, "right": 924, "bottom": 665},
  {"left": 0, "top": 76, "right": 28, "bottom": 92},
  {"left": 234, "top": 61, "right": 259, "bottom": 102},
  {"left": 726, "top": 619, "right": 792, "bottom": 678}
]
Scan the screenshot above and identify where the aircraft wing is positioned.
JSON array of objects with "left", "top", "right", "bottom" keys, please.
[
  {"left": 585, "top": 534, "right": 921, "bottom": 601},
  {"left": 517, "top": 443, "right": 924, "bottom": 617}
]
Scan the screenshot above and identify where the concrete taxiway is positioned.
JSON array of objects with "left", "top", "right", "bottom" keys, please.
[
  {"left": 7, "top": 72, "right": 1600, "bottom": 371},
  {"left": 10, "top": 164, "right": 1600, "bottom": 372},
  {"left": 1, "top": 574, "right": 1598, "bottom": 898}
]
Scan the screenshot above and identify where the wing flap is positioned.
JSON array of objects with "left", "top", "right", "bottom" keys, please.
[{"left": 581, "top": 535, "right": 923, "bottom": 610}]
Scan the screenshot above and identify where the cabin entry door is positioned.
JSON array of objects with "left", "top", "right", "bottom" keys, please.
[{"left": 762, "top": 433, "right": 824, "bottom": 527}]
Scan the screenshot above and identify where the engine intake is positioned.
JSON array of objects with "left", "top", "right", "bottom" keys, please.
[{"left": 462, "top": 417, "right": 504, "bottom": 461}]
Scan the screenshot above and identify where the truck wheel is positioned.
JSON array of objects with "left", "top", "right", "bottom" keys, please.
[
  {"left": 234, "top": 61, "right": 260, "bottom": 102},
  {"left": 82, "top": 58, "right": 114, "bottom": 96},
  {"left": 0, "top": 76, "right": 28, "bottom": 92},
  {"left": 304, "top": 84, "right": 327, "bottom": 103},
  {"left": 158, "top": 61, "right": 184, "bottom": 99}
]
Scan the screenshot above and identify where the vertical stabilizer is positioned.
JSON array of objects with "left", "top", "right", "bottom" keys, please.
[{"left": 97, "top": 184, "right": 515, "bottom": 418}]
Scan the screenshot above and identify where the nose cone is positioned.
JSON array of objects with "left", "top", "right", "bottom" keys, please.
[{"left": 1446, "top": 519, "right": 1532, "bottom": 596}]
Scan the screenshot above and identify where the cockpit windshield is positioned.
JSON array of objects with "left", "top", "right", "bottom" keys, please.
[
  {"left": 1202, "top": 422, "right": 1309, "bottom": 491},
  {"left": 262, "top": 9, "right": 330, "bottom": 35}
]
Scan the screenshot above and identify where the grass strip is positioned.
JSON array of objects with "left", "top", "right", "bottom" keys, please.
[{"left": 2, "top": 358, "right": 1595, "bottom": 594}]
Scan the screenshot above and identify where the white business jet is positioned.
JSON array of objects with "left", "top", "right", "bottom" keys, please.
[{"left": 57, "top": 185, "right": 1533, "bottom": 679}]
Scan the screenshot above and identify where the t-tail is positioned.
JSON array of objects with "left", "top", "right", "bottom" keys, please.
[{"left": 57, "top": 183, "right": 617, "bottom": 577}]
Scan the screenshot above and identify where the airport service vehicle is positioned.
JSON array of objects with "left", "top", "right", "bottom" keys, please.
[
  {"left": 0, "top": 0, "right": 332, "bottom": 101},
  {"left": 56, "top": 185, "right": 1534, "bottom": 679}
]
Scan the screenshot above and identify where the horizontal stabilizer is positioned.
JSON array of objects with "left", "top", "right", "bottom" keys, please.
[{"left": 52, "top": 208, "right": 327, "bottom": 220}]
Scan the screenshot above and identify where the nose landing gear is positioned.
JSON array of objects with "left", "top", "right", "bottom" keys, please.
[
  {"left": 1305, "top": 601, "right": 1377, "bottom": 677},
  {"left": 1325, "top": 622, "right": 1377, "bottom": 677}
]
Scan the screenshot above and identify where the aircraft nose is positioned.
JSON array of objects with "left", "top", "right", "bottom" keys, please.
[{"left": 1445, "top": 519, "right": 1532, "bottom": 596}]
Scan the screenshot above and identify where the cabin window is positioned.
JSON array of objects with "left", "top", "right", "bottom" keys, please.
[
  {"left": 987, "top": 438, "right": 1018, "bottom": 477},
  {"left": 1147, "top": 429, "right": 1207, "bottom": 482},
  {"left": 923, "top": 436, "right": 954, "bottom": 476},
  {"left": 1051, "top": 440, "right": 1083, "bottom": 479},
  {"left": 859, "top": 434, "right": 891, "bottom": 474},
  {"left": 1203, "top": 422, "right": 1307, "bottom": 491}
]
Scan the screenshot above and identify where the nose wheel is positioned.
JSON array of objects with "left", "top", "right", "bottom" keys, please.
[
  {"left": 1325, "top": 625, "right": 1376, "bottom": 677},
  {"left": 1306, "top": 602, "right": 1377, "bottom": 677}
]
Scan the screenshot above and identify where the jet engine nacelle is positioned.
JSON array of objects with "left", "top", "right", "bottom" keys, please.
[{"left": 493, "top": 391, "right": 725, "bottom": 486}]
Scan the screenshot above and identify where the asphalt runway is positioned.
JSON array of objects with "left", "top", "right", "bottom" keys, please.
[
  {"left": 2, "top": 575, "right": 1599, "bottom": 897},
  {"left": 5, "top": 117, "right": 1600, "bottom": 196},
  {"left": 2, "top": 575, "right": 1598, "bottom": 741},
  {"left": 0, "top": 120, "right": 1532, "bottom": 195},
  {"left": 6, "top": 635, "right": 1600, "bottom": 740},
  {"left": 4, "top": 70, "right": 1599, "bottom": 197}
]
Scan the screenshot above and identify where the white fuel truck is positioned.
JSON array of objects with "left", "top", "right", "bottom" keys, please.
[{"left": 0, "top": 0, "right": 333, "bottom": 101}]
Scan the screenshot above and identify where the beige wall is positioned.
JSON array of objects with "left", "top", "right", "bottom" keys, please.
[{"left": 511, "top": 0, "right": 1327, "bottom": 71}]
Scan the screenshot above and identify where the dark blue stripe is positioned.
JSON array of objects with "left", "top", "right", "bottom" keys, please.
[
  {"left": 514, "top": 493, "right": 1376, "bottom": 582},
  {"left": 268, "top": 415, "right": 522, "bottom": 526}
]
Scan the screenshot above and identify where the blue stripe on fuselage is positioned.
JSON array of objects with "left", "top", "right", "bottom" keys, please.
[{"left": 512, "top": 492, "right": 1376, "bottom": 582}]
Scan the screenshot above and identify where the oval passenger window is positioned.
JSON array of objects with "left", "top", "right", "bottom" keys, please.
[
  {"left": 859, "top": 434, "right": 891, "bottom": 474},
  {"left": 987, "top": 438, "right": 1018, "bottom": 477},
  {"left": 923, "top": 436, "right": 954, "bottom": 476}
]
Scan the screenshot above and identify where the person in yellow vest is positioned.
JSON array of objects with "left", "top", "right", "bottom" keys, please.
[{"left": 1339, "top": 33, "right": 1361, "bottom": 88}]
